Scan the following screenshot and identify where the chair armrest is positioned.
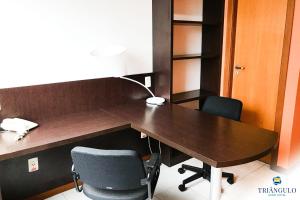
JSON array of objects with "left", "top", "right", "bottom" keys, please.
[
  {"left": 141, "top": 153, "right": 161, "bottom": 185},
  {"left": 141, "top": 154, "right": 161, "bottom": 200},
  {"left": 71, "top": 165, "right": 83, "bottom": 192}
]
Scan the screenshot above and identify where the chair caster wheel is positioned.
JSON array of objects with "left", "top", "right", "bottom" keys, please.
[
  {"left": 227, "top": 177, "right": 234, "bottom": 184},
  {"left": 178, "top": 184, "right": 187, "bottom": 192},
  {"left": 178, "top": 168, "right": 185, "bottom": 174}
]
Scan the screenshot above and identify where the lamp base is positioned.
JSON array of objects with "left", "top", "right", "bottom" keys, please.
[{"left": 146, "top": 97, "right": 165, "bottom": 105}]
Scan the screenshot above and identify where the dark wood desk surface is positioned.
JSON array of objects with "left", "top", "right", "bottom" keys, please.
[
  {"left": 0, "top": 110, "right": 130, "bottom": 161},
  {"left": 0, "top": 101, "right": 278, "bottom": 168},
  {"left": 103, "top": 101, "right": 278, "bottom": 168}
]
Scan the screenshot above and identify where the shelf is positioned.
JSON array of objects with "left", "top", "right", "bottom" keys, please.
[
  {"left": 173, "top": 54, "right": 201, "bottom": 60},
  {"left": 172, "top": 89, "right": 216, "bottom": 104},
  {"left": 172, "top": 54, "right": 219, "bottom": 60},
  {"left": 173, "top": 20, "right": 218, "bottom": 26},
  {"left": 173, "top": 20, "right": 203, "bottom": 26}
]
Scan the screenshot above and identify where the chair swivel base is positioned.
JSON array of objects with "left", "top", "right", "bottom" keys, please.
[{"left": 178, "top": 163, "right": 234, "bottom": 192}]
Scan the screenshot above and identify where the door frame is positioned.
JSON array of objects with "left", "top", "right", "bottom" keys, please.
[{"left": 220, "top": 0, "right": 296, "bottom": 168}]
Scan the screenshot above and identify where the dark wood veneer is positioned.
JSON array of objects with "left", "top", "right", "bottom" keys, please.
[
  {"left": 153, "top": 0, "right": 173, "bottom": 101},
  {"left": 153, "top": 0, "right": 226, "bottom": 166},
  {"left": 201, "top": 0, "right": 225, "bottom": 95},
  {"left": 0, "top": 97, "right": 278, "bottom": 199},
  {"left": 173, "top": 54, "right": 202, "bottom": 60},
  {"left": 173, "top": 20, "right": 203, "bottom": 26},
  {"left": 0, "top": 74, "right": 154, "bottom": 199},
  {"left": 172, "top": 53, "right": 219, "bottom": 60},
  {"left": 1, "top": 100, "right": 278, "bottom": 168},
  {"left": 0, "top": 75, "right": 153, "bottom": 122},
  {"left": 104, "top": 101, "right": 278, "bottom": 168},
  {"left": 0, "top": 111, "right": 130, "bottom": 161}
]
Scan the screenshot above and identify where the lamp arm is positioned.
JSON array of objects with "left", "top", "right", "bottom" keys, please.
[{"left": 119, "top": 76, "right": 155, "bottom": 97}]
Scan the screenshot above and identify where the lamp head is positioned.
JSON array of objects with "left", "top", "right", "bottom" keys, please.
[
  {"left": 91, "top": 45, "right": 127, "bottom": 77},
  {"left": 90, "top": 45, "right": 127, "bottom": 57}
]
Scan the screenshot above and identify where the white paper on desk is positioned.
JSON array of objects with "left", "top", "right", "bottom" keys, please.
[{"left": 0, "top": 118, "right": 38, "bottom": 140}]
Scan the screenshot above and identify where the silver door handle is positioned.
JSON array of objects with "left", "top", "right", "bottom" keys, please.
[{"left": 234, "top": 66, "right": 246, "bottom": 70}]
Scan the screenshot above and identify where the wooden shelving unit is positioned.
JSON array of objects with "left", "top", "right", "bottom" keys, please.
[{"left": 153, "top": 0, "right": 225, "bottom": 167}]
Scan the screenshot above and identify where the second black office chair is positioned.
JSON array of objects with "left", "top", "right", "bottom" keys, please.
[{"left": 178, "top": 96, "right": 243, "bottom": 192}]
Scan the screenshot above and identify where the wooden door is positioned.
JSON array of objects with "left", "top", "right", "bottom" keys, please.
[
  {"left": 232, "top": 0, "right": 288, "bottom": 129},
  {"left": 231, "top": 0, "right": 289, "bottom": 161}
]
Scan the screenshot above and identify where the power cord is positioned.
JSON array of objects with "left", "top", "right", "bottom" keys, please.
[
  {"left": 158, "top": 140, "right": 162, "bottom": 155},
  {"left": 147, "top": 136, "right": 153, "bottom": 154},
  {"left": 147, "top": 136, "right": 161, "bottom": 155}
]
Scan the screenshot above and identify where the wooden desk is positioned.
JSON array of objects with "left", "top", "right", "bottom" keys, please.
[
  {"left": 0, "top": 110, "right": 130, "bottom": 161},
  {"left": 103, "top": 101, "right": 278, "bottom": 200},
  {"left": 0, "top": 101, "right": 278, "bottom": 200},
  {"left": 103, "top": 101, "right": 277, "bottom": 168}
]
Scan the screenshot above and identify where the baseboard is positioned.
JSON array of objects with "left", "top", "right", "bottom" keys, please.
[{"left": 25, "top": 182, "right": 74, "bottom": 200}]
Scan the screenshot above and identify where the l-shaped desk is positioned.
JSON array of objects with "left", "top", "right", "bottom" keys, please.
[{"left": 0, "top": 100, "right": 278, "bottom": 200}]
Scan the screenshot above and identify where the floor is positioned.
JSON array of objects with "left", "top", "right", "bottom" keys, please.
[{"left": 46, "top": 158, "right": 299, "bottom": 200}]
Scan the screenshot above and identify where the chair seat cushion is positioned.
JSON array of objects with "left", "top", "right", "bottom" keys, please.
[{"left": 83, "top": 184, "right": 148, "bottom": 200}]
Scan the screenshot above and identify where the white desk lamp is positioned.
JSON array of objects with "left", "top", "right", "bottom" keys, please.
[{"left": 91, "top": 45, "right": 165, "bottom": 105}]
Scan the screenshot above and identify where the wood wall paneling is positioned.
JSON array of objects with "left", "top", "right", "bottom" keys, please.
[
  {"left": 0, "top": 75, "right": 153, "bottom": 122},
  {"left": 153, "top": 0, "right": 173, "bottom": 101}
]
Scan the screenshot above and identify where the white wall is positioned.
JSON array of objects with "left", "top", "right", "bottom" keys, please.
[{"left": 0, "top": 0, "right": 152, "bottom": 89}]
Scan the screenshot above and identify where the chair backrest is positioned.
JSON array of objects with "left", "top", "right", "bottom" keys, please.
[
  {"left": 71, "top": 147, "right": 146, "bottom": 190},
  {"left": 201, "top": 96, "right": 243, "bottom": 121}
]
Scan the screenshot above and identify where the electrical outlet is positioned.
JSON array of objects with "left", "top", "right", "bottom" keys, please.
[
  {"left": 145, "top": 76, "right": 151, "bottom": 88},
  {"left": 28, "top": 157, "right": 39, "bottom": 172},
  {"left": 141, "top": 132, "right": 147, "bottom": 139}
]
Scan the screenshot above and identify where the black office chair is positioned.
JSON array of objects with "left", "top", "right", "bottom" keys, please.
[
  {"left": 178, "top": 96, "right": 243, "bottom": 192},
  {"left": 71, "top": 146, "right": 161, "bottom": 200}
]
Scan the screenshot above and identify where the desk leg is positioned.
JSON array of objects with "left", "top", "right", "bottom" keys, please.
[{"left": 209, "top": 167, "right": 222, "bottom": 200}]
